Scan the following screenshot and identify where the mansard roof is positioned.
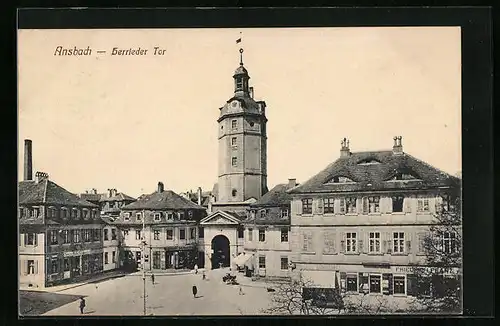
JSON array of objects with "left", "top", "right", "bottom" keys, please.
[
  {"left": 19, "top": 179, "right": 98, "bottom": 208},
  {"left": 122, "top": 189, "right": 205, "bottom": 211},
  {"left": 289, "top": 150, "right": 460, "bottom": 194}
]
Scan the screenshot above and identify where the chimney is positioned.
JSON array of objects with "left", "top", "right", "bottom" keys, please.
[
  {"left": 24, "top": 139, "right": 33, "bottom": 181},
  {"left": 108, "top": 189, "right": 113, "bottom": 198},
  {"left": 249, "top": 87, "right": 254, "bottom": 99},
  {"left": 158, "top": 182, "right": 164, "bottom": 193},
  {"left": 35, "top": 171, "right": 48, "bottom": 184},
  {"left": 197, "top": 187, "right": 202, "bottom": 205},
  {"left": 340, "top": 138, "right": 351, "bottom": 158},
  {"left": 111, "top": 188, "right": 117, "bottom": 197},
  {"left": 288, "top": 178, "right": 297, "bottom": 189},
  {"left": 92, "top": 188, "right": 97, "bottom": 195},
  {"left": 393, "top": 136, "right": 403, "bottom": 155}
]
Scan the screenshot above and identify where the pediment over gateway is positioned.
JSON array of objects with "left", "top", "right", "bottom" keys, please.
[{"left": 200, "top": 211, "right": 241, "bottom": 226}]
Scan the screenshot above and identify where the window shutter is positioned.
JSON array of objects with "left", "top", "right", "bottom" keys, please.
[
  {"left": 435, "top": 196, "right": 443, "bottom": 213},
  {"left": 388, "top": 274, "right": 394, "bottom": 295},
  {"left": 35, "top": 260, "right": 39, "bottom": 274},
  {"left": 406, "top": 233, "right": 412, "bottom": 253},
  {"left": 417, "top": 199, "right": 423, "bottom": 212},
  {"left": 362, "top": 197, "right": 369, "bottom": 214},
  {"left": 339, "top": 198, "right": 346, "bottom": 214},
  {"left": 340, "top": 232, "right": 346, "bottom": 253},
  {"left": 356, "top": 198, "right": 362, "bottom": 213},
  {"left": 340, "top": 272, "right": 347, "bottom": 293},
  {"left": 332, "top": 233, "right": 336, "bottom": 253},
  {"left": 407, "top": 274, "right": 417, "bottom": 296},
  {"left": 381, "top": 239, "right": 387, "bottom": 253},
  {"left": 358, "top": 238, "right": 363, "bottom": 253},
  {"left": 429, "top": 197, "right": 436, "bottom": 214},
  {"left": 317, "top": 199, "right": 324, "bottom": 215},
  {"left": 24, "top": 260, "right": 28, "bottom": 276},
  {"left": 34, "top": 234, "right": 38, "bottom": 246},
  {"left": 404, "top": 197, "right": 412, "bottom": 213},
  {"left": 358, "top": 273, "right": 364, "bottom": 293},
  {"left": 364, "top": 232, "right": 369, "bottom": 253},
  {"left": 23, "top": 234, "right": 27, "bottom": 246},
  {"left": 386, "top": 232, "right": 392, "bottom": 254},
  {"left": 386, "top": 197, "right": 393, "bottom": 213},
  {"left": 297, "top": 200, "right": 303, "bottom": 215}
]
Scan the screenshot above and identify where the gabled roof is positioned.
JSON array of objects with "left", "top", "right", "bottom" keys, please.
[
  {"left": 100, "top": 193, "right": 136, "bottom": 202},
  {"left": 19, "top": 180, "right": 98, "bottom": 207},
  {"left": 290, "top": 151, "right": 460, "bottom": 194},
  {"left": 250, "top": 183, "right": 294, "bottom": 208},
  {"left": 122, "top": 190, "right": 205, "bottom": 211},
  {"left": 200, "top": 210, "right": 243, "bottom": 226}
]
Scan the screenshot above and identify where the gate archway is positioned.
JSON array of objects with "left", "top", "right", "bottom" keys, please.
[{"left": 211, "top": 235, "right": 230, "bottom": 269}]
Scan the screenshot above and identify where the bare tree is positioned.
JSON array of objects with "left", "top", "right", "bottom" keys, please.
[{"left": 411, "top": 192, "right": 462, "bottom": 314}]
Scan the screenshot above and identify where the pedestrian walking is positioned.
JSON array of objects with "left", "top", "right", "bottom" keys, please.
[
  {"left": 239, "top": 286, "right": 244, "bottom": 295},
  {"left": 194, "top": 264, "right": 198, "bottom": 274},
  {"left": 79, "top": 297, "right": 86, "bottom": 314},
  {"left": 151, "top": 273, "right": 155, "bottom": 284},
  {"left": 202, "top": 271, "right": 206, "bottom": 280},
  {"left": 192, "top": 285, "right": 198, "bottom": 298}
]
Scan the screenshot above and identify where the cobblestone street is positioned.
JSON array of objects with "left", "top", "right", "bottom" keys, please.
[{"left": 42, "top": 268, "right": 272, "bottom": 316}]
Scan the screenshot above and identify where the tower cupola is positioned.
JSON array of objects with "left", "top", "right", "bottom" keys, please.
[{"left": 233, "top": 48, "right": 250, "bottom": 97}]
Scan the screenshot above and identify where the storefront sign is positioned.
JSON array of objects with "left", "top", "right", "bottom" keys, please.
[{"left": 394, "top": 266, "right": 415, "bottom": 274}]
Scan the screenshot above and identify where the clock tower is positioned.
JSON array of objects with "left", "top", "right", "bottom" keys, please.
[{"left": 216, "top": 48, "right": 268, "bottom": 203}]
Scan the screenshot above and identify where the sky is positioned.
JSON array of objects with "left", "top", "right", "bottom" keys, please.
[{"left": 18, "top": 27, "right": 461, "bottom": 198}]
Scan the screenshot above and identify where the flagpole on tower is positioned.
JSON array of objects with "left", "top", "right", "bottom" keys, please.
[{"left": 236, "top": 32, "right": 243, "bottom": 65}]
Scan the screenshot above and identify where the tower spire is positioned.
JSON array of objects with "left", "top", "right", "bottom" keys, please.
[{"left": 239, "top": 48, "right": 244, "bottom": 66}]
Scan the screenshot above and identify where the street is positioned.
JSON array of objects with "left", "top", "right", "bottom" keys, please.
[{"left": 42, "top": 268, "right": 272, "bottom": 316}]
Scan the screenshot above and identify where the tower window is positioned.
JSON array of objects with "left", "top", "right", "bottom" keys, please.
[
  {"left": 231, "top": 137, "right": 237, "bottom": 146},
  {"left": 232, "top": 189, "right": 237, "bottom": 197},
  {"left": 236, "top": 78, "right": 243, "bottom": 89},
  {"left": 232, "top": 157, "right": 237, "bottom": 167},
  {"left": 231, "top": 120, "right": 237, "bottom": 129}
]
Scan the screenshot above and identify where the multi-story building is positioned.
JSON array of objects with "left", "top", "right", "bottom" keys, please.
[
  {"left": 19, "top": 140, "right": 103, "bottom": 288},
  {"left": 288, "top": 137, "right": 461, "bottom": 298},
  {"left": 200, "top": 46, "right": 269, "bottom": 270},
  {"left": 236, "top": 179, "right": 299, "bottom": 279},
  {"left": 109, "top": 182, "right": 207, "bottom": 271}
]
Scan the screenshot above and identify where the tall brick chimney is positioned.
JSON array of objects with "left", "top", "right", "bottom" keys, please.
[
  {"left": 24, "top": 139, "right": 33, "bottom": 181},
  {"left": 393, "top": 136, "right": 403, "bottom": 155},
  {"left": 340, "top": 138, "right": 351, "bottom": 158}
]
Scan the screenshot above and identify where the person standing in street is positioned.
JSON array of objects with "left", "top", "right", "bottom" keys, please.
[
  {"left": 194, "top": 264, "right": 198, "bottom": 274},
  {"left": 79, "top": 297, "right": 86, "bottom": 314},
  {"left": 192, "top": 285, "right": 198, "bottom": 298},
  {"left": 202, "top": 270, "right": 206, "bottom": 280},
  {"left": 151, "top": 273, "right": 155, "bottom": 285},
  {"left": 239, "top": 286, "right": 244, "bottom": 295}
]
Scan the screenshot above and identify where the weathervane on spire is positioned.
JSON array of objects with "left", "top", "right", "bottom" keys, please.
[{"left": 236, "top": 32, "right": 243, "bottom": 65}]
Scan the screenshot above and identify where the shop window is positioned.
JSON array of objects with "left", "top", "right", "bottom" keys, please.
[
  {"left": 280, "top": 257, "right": 288, "bottom": 270},
  {"left": 393, "top": 276, "right": 406, "bottom": 295},
  {"left": 302, "top": 198, "right": 313, "bottom": 214},
  {"left": 346, "top": 274, "right": 358, "bottom": 292},
  {"left": 392, "top": 196, "right": 404, "bottom": 212},
  {"left": 369, "top": 275, "right": 381, "bottom": 293},
  {"left": 153, "top": 251, "right": 161, "bottom": 269},
  {"left": 324, "top": 198, "right": 335, "bottom": 214}
]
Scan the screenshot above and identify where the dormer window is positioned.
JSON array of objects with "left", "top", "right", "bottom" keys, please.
[
  {"left": 124, "top": 212, "right": 130, "bottom": 221},
  {"left": 357, "top": 158, "right": 382, "bottom": 165},
  {"left": 178, "top": 211, "right": 185, "bottom": 220},
  {"left": 136, "top": 212, "right": 142, "bottom": 221},
  {"left": 188, "top": 211, "right": 193, "bottom": 218},
  {"left": 327, "top": 176, "right": 355, "bottom": 184},
  {"left": 387, "top": 171, "right": 420, "bottom": 181},
  {"left": 280, "top": 208, "right": 289, "bottom": 219},
  {"left": 260, "top": 210, "right": 267, "bottom": 219},
  {"left": 61, "top": 207, "right": 68, "bottom": 219},
  {"left": 154, "top": 213, "right": 161, "bottom": 221},
  {"left": 167, "top": 212, "right": 173, "bottom": 220}
]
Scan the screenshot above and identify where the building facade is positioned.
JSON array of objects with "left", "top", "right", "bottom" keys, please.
[
  {"left": 237, "top": 179, "right": 298, "bottom": 279},
  {"left": 19, "top": 170, "right": 103, "bottom": 288},
  {"left": 288, "top": 137, "right": 461, "bottom": 298},
  {"left": 109, "top": 182, "right": 207, "bottom": 271}
]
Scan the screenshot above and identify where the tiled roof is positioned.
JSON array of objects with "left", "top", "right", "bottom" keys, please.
[
  {"left": 122, "top": 190, "right": 206, "bottom": 211},
  {"left": 19, "top": 180, "right": 98, "bottom": 207},
  {"left": 290, "top": 151, "right": 460, "bottom": 194},
  {"left": 250, "top": 184, "right": 294, "bottom": 208},
  {"left": 100, "top": 193, "right": 136, "bottom": 202},
  {"left": 225, "top": 211, "right": 247, "bottom": 221},
  {"left": 80, "top": 193, "right": 105, "bottom": 202}
]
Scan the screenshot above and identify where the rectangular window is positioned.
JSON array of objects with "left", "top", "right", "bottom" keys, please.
[
  {"left": 83, "top": 209, "right": 89, "bottom": 219},
  {"left": 62, "top": 230, "right": 70, "bottom": 244},
  {"left": 324, "top": 198, "right": 335, "bottom": 214},
  {"left": 50, "top": 230, "right": 58, "bottom": 245},
  {"left": 71, "top": 208, "right": 78, "bottom": 218},
  {"left": 25, "top": 233, "right": 36, "bottom": 245},
  {"left": 231, "top": 137, "right": 237, "bottom": 146},
  {"left": 198, "top": 227, "right": 204, "bottom": 238},
  {"left": 280, "top": 257, "right": 288, "bottom": 270},
  {"left": 280, "top": 208, "right": 289, "bottom": 218},
  {"left": 346, "top": 232, "right": 357, "bottom": 253},
  {"left": 153, "top": 229, "right": 160, "bottom": 240},
  {"left": 111, "top": 229, "right": 117, "bottom": 240},
  {"left": 178, "top": 211, "right": 185, "bottom": 220},
  {"left": 260, "top": 210, "right": 267, "bottom": 218},
  {"left": 443, "top": 232, "right": 457, "bottom": 254},
  {"left": 346, "top": 274, "right": 358, "bottom": 292},
  {"left": 51, "top": 259, "right": 58, "bottom": 274},
  {"left": 124, "top": 212, "right": 130, "bottom": 221},
  {"left": 122, "top": 229, "right": 129, "bottom": 239},
  {"left": 136, "top": 212, "right": 142, "bottom": 221},
  {"left": 179, "top": 228, "right": 186, "bottom": 240},
  {"left": 346, "top": 197, "right": 357, "bottom": 213},
  {"left": 369, "top": 275, "right": 381, "bottom": 293},
  {"left": 191, "top": 228, "right": 197, "bottom": 239},
  {"left": 248, "top": 228, "right": 253, "bottom": 241},
  {"left": 339, "top": 198, "right": 346, "bottom": 214},
  {"left": 112, "top": 251, "right": 116, "bottom": 263},
  {"left": 258, "top": 256, "right": 266, "bottom": 269},
  {"left": 392, "top": 196, "right": 404, "bottom": 212},
  {"left": 104, "top": 252, "right": 109, "bottom": 264},
  {"left": 369, "top": 232, "right": 381, "bottom": 253},
  {"left": 393, "top": 276, "right": 406, "bottom": 294},
  {"left": 27, "top": 260, "right": 35, "bottom": 274},
  {"left": 154, "top": 213, "right": 161, "bottom": 221},
  {"left": 166, "top": 229, "right": 173, "bottom": 240},
  {"left": 259, "top": 229, "right": 266, "bottom": 242},
  {"left": 231, "top": 157, "right": 237, "bottom": 167},
  {"left": 323, "top": 231, "right": 336, "bottom": 254},
  {"left": 302, "top": 198, "right": 313, "bottom": 214},
  {"left": 103, "top": 229, "right": 109, "bottom": 241},
  {"left": 167, "top": 212, "right": 173, "bottom": 220},
  {"left": 73, "top": 230, "right": 80, "bottom": 243},
  {"left": 136, "top": 230, "right": 142, "bottom": 240},
  {"left": 393, "top": 232, "right": 405, "bottom": 253},
  {"left": 231, "top": 120, "right": 237, "bottom": 129},
  {"left": 417, "top": 198, "right": 430, "bottom": 212},
  {"left": 84, "top": 229, "right": 92, "bottom": 242},
  {"left": 281, "top": 228, "right": 289, "bottom": 242},
  {"left": 369, "top": 197, "right": 380, "bottom": 213},
  {"left": 93, "top": 229, "right": 100, "bottom": 241}
]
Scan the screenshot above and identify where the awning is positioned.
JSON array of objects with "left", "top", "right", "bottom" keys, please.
[
  {"left": 233, "top": 253, "right": 252, "bottom": 266},
  {"left": 301, "top": 270, "right": 336, "bottom": 288}
]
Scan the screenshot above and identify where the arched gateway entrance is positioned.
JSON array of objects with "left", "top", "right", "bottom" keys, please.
[{"left": 211, "top": 235, "right": 230, "bottom": 269}]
